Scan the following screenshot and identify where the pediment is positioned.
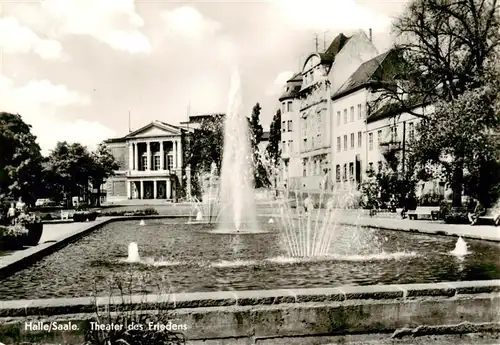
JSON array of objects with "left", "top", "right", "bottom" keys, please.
[{"left": 125, "top": 121, "right": 180, "bottom": 138}]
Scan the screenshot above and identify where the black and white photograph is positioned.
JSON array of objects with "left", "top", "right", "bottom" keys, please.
[{"left": 0, "top": 0, "right": 499, "bottom": 344}]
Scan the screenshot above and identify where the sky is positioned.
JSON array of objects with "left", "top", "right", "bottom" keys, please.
[{"left": 0, "top": 0, "right": 409, "bottom": 155}]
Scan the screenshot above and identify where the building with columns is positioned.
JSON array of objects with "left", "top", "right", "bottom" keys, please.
[{"left": 104, "top": 120, "right": 190, "bottom": 202}]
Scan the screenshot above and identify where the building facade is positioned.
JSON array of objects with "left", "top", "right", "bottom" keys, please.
[
  {"left": 104, "top": 120, "right": 190, "bottom": 202},
  {"left": 278, "top": 30, "right": 380, "bottom": 191},
  {"left": 278, "top": 72, "right": 302, "bottom": 189}
]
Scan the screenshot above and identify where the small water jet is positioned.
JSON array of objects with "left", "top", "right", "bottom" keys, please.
[
  {"left": 451, "top": 237, "right": 469, "bottom": 256},
  {"left": 127, "top": 242, "right": 140, "bottom": 262},
  {"left": 139, "top": 220, "right": 146, "bottom": 226},
  {"left": 196, "top": 211, "right": 203, "bottom": 221},
  {"left": 268, "top": 218, "right": 274, "bottom": 224}
]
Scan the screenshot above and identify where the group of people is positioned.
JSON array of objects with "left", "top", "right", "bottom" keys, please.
[{"left": 4, "top": 199, "right": 27, "bottom": 225}]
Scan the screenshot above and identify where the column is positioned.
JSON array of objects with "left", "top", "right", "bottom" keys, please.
[
  {"left": 166, "top": 179, "right": 172, "bottom": 199},
  {"left": 177, "top": 139, "right": 183, "bottom": 169},
  {"left": 172, "top": 141, "right": 177, "bottom": 170},
  {"left": 153, "top": 180, "right": 157, "bottom": 199},
  {"left": 160, "top": 141, "right": 164, "bottom": 170},
  {"left": 133, "top": 143, "right": 138, "bottom": 171},
  {"left": 127, "top": 181, "right": 131, "bottom": 199},
  {"left": 140, "top": 180, "right": 144, "bottom": 199},
  {"left": 128, "top": 143, "right": 133, "bottom": 171},
  {"left": 146, "top": 142, "right": 151, "bottom": 170}
]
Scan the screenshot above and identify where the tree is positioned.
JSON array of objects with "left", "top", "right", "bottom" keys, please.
[
  {"left": 248, "top": 103, "right": 269, "bottom": 188},
  {"left": 186, "top": 114, "right": 224, "bottom": 175},
  {"left": 266, "top": 108, "right": 281, "bottom": 166},
  {"left": 47, "top": 142, "right": 94, "bottom": 207},
  {"left": 0, "top": 112, "right": 44, "bottom": 205},
  {"left": 88, "top": 143, "right": 119, "bottom": 206},
  {"left": 372, "top": 0, "right": 500, "bottom": 206}
]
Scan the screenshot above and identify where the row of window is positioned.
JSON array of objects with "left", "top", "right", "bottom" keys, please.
[
  {"left": 137, "top": 155, "right": 174, "bottom": 171},
  {"left": 302, "top": 157, "right": 327, "bottom": 177},
  {"left": 335, "top": 123, "right": 416, "bottom": 152},
  {"left": 335, "top": 163, "right": 356, "bottom": 182},
  {"left": 281, "top": 140, "right": 294, "bottom": 153},
  {"left": 334, "top": 160, "right": 385, "bottom": 182},
  {"left": 336, "top": 131, "right": 363, "bottom": 152},
  {"left": 282, "top": 120, "right": 293, "bottom": 132},
  {"left": 336, "top": 104, "right": 363, "bottom": 125},
  {"left": 281, "top": 101, "right": 294, "bottom": 114}
]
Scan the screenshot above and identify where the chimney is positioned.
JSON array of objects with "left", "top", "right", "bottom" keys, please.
[{"left": 369, "top": 28, "right": 372, "bottom": 42}]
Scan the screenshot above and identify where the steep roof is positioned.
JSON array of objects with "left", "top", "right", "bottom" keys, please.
[
  {"left": 325, "top": 33, "right": 351, "bottom": 57},
  {"left": 332, "top": 50, "right": 394, "bottom": 100}
]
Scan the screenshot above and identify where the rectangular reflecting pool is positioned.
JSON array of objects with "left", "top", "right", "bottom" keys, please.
[{"left": 1, "top": 218, "right": 499, "bottom": 300}]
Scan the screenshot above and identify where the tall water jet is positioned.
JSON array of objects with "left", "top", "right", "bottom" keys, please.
[
  {"left": 127, "top": 242, "right": 140, "bottom": 262},
  {"left": 218, "top": 69, "right": 257, "bottom": 232}
]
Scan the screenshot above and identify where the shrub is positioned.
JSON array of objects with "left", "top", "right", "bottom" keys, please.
[
  {"left": 40, "top": 213, "right": 53, "bottom": 221},
  {"left": 444, "top": 208, "right": 469, "bottom": 224}
]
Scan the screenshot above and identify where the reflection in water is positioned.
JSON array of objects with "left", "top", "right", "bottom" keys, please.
[{"left": 0, "top": 219, "right": 499, "bottom": 300}]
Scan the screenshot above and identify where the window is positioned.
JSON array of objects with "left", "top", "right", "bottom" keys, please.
[
  {"left": 303, "top": 160, "right": 307, "bottom": 177},
  {"left": 337, "top": 111, "right": 341, "bottom": 126},
  {"left": 391, "top": 126, "right": 398, "bottom": 142},
  {"left": 350, "top": 106, "right": 354, "bottom": 122},
  {"left": 377, "top": 130, "right": 382, "bottom": 146},
  {"left": 302, "top": 118, "right": 307, "bottom": 137},
  {"left": 337, "top": 136, "right": 341, "bottom": 152},
  {"left": 141, "top": 156, "right": 148, "bottom": 171},
  {"left": 343, "top": 135, "right": 348, "bottom": 151},
  {"left": 357, "top": 131, "right": 362, "bottom": 148},
  {"left": 153, "top": 155, "right": 160, "bottom": 171},
  {"left": 377, "top": 161, "right": 383, "bottom": 173},
  {"left": 349, "top": 162, "right": 354, "bottom": 180},
  {"left": 287, "top": 101, "right": 293, "bottom": 112},
  {"left": 287, "top": 120, "right": 293, "bottom": 132},
  {"left": 368, "top": 162, "right": 374, "bottom": 172},
  {"left": 409, "top": 122, "right": 415, "bottom": 141},
  {"left": 343, "top": 164, "right": 347, "bottom": 181},
  {"left": 282, "top": 121, "right": 286, "bottom": 132},
  {"left": 336, "top": 165, "right": 341, "bottom": 182},
  {"left": 167, "top": 155, "right": 173, "bottom": 170},
  {"left": 350, "top": 133, "right": 355, "bottom": 148},
  {"left": 357, "top": 104, "right": 362, "bottom": 119},
  {"left": 281, "top": 102, "right": 286, "bottom": 113},
  {"left": 282, "top": 141, "right": 286, "bottom": 153},
  {"left": 288, "top": 140, "right": 293, "bottom": 151},
  {"left": 344, "top": 109, "right": 347, "bottom": 124},
  {"left": 368, "top": 133, "right": 373, "bottom": 151}
]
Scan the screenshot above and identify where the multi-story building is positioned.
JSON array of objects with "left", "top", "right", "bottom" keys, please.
[
  {"left": 278, "top": 29, "right": 446, "bottom": 197},
  {"left": 278, "top": 72, "right": 302, "bottom": 189},
  {"left": 331, "top": 50, "right": 395, "bottom": 186},
  {"left": 104, "top": 120, "right": 190, "bottom": 202},
  {"left": 278, "top": 30, "right": 380, "bottom": 191}
]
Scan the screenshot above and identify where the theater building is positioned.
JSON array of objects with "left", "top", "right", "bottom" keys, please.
[{"left": 104, "top": 120, "right": 190, "bottom": 202}]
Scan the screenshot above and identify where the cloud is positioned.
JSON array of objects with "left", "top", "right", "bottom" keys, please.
[
  {"left": 265, "top": 71, "right": 294, "bottom": 96},
  {"left": 5, "top": 0, "right": 151, "bottom": 55},
  {"left": 162, "top": 6, "right": 222, "bottom": 41},
  {"left": 42, "top": 0, "right": 151, "bottom": 54},
  {"left": 0, "top": 75, "right": 115, "bottom": 155},
  {"left": 268, "top": 0, "right": 391, "bottom": 32},
  {"left": 0, "top": 17, "right": 64, "bottom": 60}
]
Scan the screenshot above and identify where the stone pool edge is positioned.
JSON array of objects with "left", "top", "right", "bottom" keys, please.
[
  {"left": 0, "top": 280, "right": 499, "bottom": 344},
  {"left": 0, "top": 215, "right": 190, "bottom": 280}
]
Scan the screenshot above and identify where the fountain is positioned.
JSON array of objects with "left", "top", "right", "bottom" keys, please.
[
  {"left": 126, "top": 242, "right": 140, "bottom": 262},
  {"left": 217, "top": 69, "right": 258, "bottom": 233},
  {"left": 451, "top": 236, "right": 469, "bottom": 256},
  {"left": 139, "top": 220, "right": 145, "bottom": 226}
]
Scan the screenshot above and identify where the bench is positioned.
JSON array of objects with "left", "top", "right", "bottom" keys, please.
[
  {"left": 60, "top": 209, "right": 75, "bottom": 220},
  {"left": 474, "top": 208, "right": 500, "bottom": 226},
  {"left": 407, "top": 207, "right": 440, "bottom": 220},
  {"left": 369, "top": 208, "right": 396, "bottom": 217}
]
